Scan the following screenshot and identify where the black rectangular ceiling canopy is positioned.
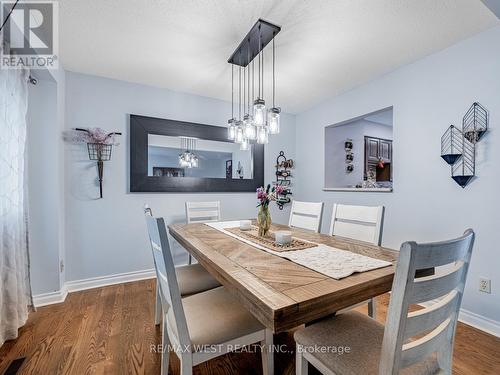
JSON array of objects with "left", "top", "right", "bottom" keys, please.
[{"left": 228, "top": 19, "right": 281, "bottom": 67}]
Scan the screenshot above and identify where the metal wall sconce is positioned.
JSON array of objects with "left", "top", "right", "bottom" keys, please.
[{"left": 440, "top": 102, "right": 488, "bottom": 188}]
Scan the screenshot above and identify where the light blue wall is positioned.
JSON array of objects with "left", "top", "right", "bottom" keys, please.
[
  {"left": 295, "top": 26, "right": 500, "bottom": 323},
  {"left": 27, "top": 78, "right": 61, "bottom": 295},
  {"left": 64, "top": 71, "right": 296, "bottom": 282}
]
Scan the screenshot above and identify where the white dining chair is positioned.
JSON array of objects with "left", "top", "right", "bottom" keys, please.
[
  {"left": 145, "top": 212, "right": 274, "bottom": 375},
  {"left": 295, "top": 229, "right": 475, "bottom": 375},
  {"left": 185, "top": 201, "right": 221, "bottom": 264},
  {"left": 329, "top": 203, "right": 384, "bottom": 318},
  {"left": 288, "top": 201, "right": 324, "bottom": 233},
  {"left": 145, "top": 205, "right": 220, "bottom": 326}
]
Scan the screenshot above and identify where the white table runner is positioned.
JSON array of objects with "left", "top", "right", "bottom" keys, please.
[{"left": 206, "top": 221, "right": 392, "bottom": 280}]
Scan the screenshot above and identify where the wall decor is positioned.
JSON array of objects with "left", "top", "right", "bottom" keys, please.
[
  {"left": 225, "top": 160, "right": 232, "bottom": 179},
  {"left": 345, "top": 138, "right": 354, "bottom": 174},
  {"left": 274, "top": 151, "right": 293, "bottom": 209},
  {"left": 73, "top": 128, "right": 122, "bottom": 199},
  {"left": 130, "top": 114, "right": 264, "bottom": 192},
  {"left": 440, "top": 102, "right": 488, "bottom": 188}
]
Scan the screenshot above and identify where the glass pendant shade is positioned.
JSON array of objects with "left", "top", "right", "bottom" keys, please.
[
  {"left": 254, "top": 98, "right": 266, "bottom": 126},
  {"left": 240, "top": 137, "right": 250, "bottom": 151},
  {"left": 227, "top": 118, "right": 236, "bottom": 140},
  {"left": 268, "top": 107, "right": 281, "bottom": 134},
  {"left": 191, "top": 155, "right": 199, "bottom": 168},
  {"left": 235, "top": 122, "right": 244, "bottom": 144},
  {"left": 243, "top": 114, "right": 256, "bottom": 140},
  {"left": 257, "top": 126, "right": 269, "bottom": 144}
]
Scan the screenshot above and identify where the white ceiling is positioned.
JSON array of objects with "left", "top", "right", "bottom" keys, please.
[{"left": 59, "top": 0, "right": 499, "bottom": 114}]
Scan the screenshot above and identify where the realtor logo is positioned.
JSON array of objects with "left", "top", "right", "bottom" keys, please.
[{"left": 1, "top": 1, "right": 58, "bottom": 69}]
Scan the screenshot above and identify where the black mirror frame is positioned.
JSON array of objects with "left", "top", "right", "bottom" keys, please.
[{"left": 130, "top": 114, "right": 264, "bottom": 193}]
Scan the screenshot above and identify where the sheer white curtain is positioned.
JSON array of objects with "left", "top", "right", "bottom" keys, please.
[{"left": 0, "top": 66, "right": 33, "bottom": 346}]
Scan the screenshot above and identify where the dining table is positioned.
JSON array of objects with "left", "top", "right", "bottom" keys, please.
[{"left": 168, "top": 221, "right": 399, "bottom": 333}]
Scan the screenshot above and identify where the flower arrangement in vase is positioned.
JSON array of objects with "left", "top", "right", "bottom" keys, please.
[{"left": 256, "top": 184, "right": 284, "bottom": 237}]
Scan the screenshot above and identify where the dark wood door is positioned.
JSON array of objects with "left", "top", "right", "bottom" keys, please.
[
  {"left": 365, "top": 137, "right": 380, "bottom": 163},
  {"left": 379, "top": 139, "right": 392, "bottom": 162}
]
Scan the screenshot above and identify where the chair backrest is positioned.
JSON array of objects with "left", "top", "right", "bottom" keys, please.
[
  {"left": 288, "top": 201, "right": 324, "bottom": 233},
  {"left": 329, "top": 204, "right": 384, "bottom": 245},
  {"left": 144, "top": 208, "right": 190, "bottom": 348},
  {"left": 379, "top": 229, "right": 475, "bottom": 375},
  {"left": 186, "top": 201, "right": 221, "bottom": 224}
]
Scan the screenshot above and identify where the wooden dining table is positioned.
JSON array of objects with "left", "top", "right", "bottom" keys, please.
[{"left": 169, "top": 222, "right": 398, "bottom": 333}]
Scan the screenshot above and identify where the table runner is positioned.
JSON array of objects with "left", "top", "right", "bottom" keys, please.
[
  {"left": 206, "top": 221, "right": 392, "bottom": 280},
  {"left": 226, "top": 227, "right": 317, "bottom": 252}
]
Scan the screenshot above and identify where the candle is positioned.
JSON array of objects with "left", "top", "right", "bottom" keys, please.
[
  {"left": 275, "top": 231, "right": 292, "bottom": 245},
  {"left": 240, "top": 220, "right": 252, "bottom": 231}
]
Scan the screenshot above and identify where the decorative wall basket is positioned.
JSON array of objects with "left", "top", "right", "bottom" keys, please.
[
  {"left": 440, "top": 103, "right": 488, "bottom": 188},
  {"left": 75, "top": 128, "right": 122, "bottom": 198}
]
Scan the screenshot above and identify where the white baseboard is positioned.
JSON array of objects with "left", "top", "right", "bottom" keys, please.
[
  {"left": 33, "top": 288, "right": 68, "bottom": 307},
  {"left": 65, "top": 268, "right": 156, "bottom": 293},
  {"left": 459, "top": 308, "right": 500, "bottom": 338},
  {"left": 33, "top": 268, "right": 155, "bottom": 307}
]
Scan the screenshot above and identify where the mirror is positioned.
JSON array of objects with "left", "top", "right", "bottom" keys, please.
[
  {"left": 130, "top": 115, "right": 264, "bottom": 193},
  {"left": 148, "top": 135, "right": 253, "bottom": 179},
  {"left": 325, "top": 107, "right": 393, "bottom": 190}
]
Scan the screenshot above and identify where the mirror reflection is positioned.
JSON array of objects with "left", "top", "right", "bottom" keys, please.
[
  {"left": 325, "top": 108, "right": 393, "bottom": 189},
  {"left": 148, "top": 134, "right": 253, "bottom": 179}
]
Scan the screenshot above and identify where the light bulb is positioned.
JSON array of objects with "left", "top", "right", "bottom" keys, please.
[
  {"left": 243, "top": 114, "right": 256, "bottom": 140},
  {"left": 257, "top": 126, "right": 268, "bottom": 144},
  {"left": 235, "top": 122, "right": 244, "bottom": 144},
  {"left": 240, "top": 137, "right": 249, "bottom": 151},
  {"left": 227, "top": 118, "right": 236, "bottom": 140},
  {"left": 268, "top": 107, "right": 281, "bottom": 134},
  {"left": 191, "top": 155, "right": 198, "bottom": 168},
  {"left": 254, "top": 98, "right": 266, "bottom": 126}
]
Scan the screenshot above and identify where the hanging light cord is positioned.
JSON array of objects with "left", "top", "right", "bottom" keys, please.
[
  {"left": 243, "top": 64, "right": 246, "bottom": 115},
  {"left": 239, "top": 66, "right": 242, "bottom": 120},
  {"left": 247, "top": 39, "right": 251, "bottom": 114},
  {"left": 261, "top": 35, "right": 264, "bottom": 100},
  {"left": 232, "top": 65, "right": 235, "bottom": 119},
  {"left": 258, "top": 26, "right": 261, "bottom": 99},
  {"left": 252, "top": 59, "right": 255, "bottom": 107},
  {"left": 273, "top": 36, "right": 276, "bottom": 108}
]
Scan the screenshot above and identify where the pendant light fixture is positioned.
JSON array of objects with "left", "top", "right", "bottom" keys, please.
[
  {"left": 227, "top": 19, "right": 281, "bottom": 144},
  {"left": 179, "top": 137, "right": 199, "bottom": 168},
  {"left": 235, "top": 64, "right": 244, "bottom": 144},
  {"left": 254, "top": 28, "right": 266, "bottom": 127},
  {"left": 243, "top": 43, "right": 257, "bottom": 140},
  {"left": 227, "top": 65, "right": 236, "bottom": 140},
  {"left": 268, "top": 37, "right": 281, "bottom": 134}
]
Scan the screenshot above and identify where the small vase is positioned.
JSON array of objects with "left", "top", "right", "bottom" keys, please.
[{"left": 257, "top": 205, "right": 272, "bottom": 237}]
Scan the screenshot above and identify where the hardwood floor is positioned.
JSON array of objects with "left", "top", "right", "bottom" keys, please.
[{"left": 0, "top": 279, "right": 499, "bottom": 374}]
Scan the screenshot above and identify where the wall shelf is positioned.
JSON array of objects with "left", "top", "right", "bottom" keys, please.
[{"left": 323, "top": 187, "right": 393, "bottom": 193}]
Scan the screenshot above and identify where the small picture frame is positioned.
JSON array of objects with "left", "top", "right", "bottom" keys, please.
[{"left": 226, "top": 160, "right": 232, "bottom": 179}]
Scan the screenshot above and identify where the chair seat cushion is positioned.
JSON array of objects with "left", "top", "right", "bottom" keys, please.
[
  {"left": 167, "top": 287, "right": 264, "bottom": 351},
  {"left": 294, "top": 311, "right": 440, "bottom": 375},
  {"left": 176, "top": 263, "right": 221, "bottom": 297}
]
